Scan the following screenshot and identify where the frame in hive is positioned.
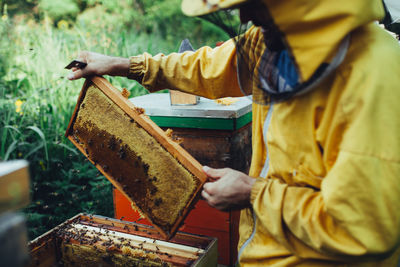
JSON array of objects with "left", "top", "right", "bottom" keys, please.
[
  {"left": 28, "top": 213, "right": 218, "bottom": 267},
  {"left": 65, "top": 76, "right": 207, "bottom": 239}
]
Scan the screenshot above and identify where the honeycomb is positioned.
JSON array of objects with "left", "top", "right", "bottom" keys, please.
[
  {"left": 70, "top": 84, "right": 200, "bottom": 236},
  {"left": 60, "top": 243, "right": 168, "bottom": 267}
]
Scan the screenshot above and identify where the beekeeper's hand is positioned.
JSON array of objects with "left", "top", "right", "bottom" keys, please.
[
  {"left": 202, "top": 166, "right": 256, "bottom": 211},
  {"left": 67, "top": 51, "right": 130, "bottom": 80}
]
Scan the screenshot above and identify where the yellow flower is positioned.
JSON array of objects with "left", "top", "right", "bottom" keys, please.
[
  {"left": 18, "top": 152, "right": 23, "bottom": 158},
  {"left": 15, "top": 99, "right": 24, "bottom": 115},
  {"left": 1, "top": 15, "right": 8, "bottom": 21},
  {"left": 57, "top": 20, "right": 69, "bottom": 30},
  {"left": 39, "top": 160, "right": 46, "bottom": 171}
]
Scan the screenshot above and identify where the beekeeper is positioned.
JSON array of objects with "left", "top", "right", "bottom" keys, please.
[{"left": 68, "top": 0, "right": 400, "bottom": 265}]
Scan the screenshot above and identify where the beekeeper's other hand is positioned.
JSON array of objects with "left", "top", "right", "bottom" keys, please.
[{"left": 202, "top": 166, "right": 256, "bottom": 211}]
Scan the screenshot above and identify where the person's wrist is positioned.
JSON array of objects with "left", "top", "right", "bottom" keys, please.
[
  {"left": 245, "top": 175, "right": 256, "bottom": 189},
  {"left": 110, "top": 57, "right": 130, "bottom": 77}
]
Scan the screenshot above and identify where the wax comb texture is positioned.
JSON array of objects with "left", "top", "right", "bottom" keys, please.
[{"left": 65, "top": 77, "right": 207, "bottom": 239}]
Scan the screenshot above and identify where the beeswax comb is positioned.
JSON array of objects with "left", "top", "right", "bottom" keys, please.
[{"left": 65, "top": 76, "right": 207, "bottom": 239}]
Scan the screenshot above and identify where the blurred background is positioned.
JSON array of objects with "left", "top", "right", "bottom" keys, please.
[{"left": 0, "top": 0, "right": 236, "bottom": 240}]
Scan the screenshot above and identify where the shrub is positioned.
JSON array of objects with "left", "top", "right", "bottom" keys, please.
[{"left": 38, "top": 0, "right": 80, "bottom": 23}]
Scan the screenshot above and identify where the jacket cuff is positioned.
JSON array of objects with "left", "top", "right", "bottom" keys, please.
[
  {"left": 250, "top": 177, "right": 268, "bottom": 204},
  {"left": 127, "top": 55, "right": 145, "bottom": 82}
]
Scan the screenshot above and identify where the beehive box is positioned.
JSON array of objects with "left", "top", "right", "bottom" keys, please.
[
  {"left": 65, "top": 77, "right": 207, "bottom": 239},
  {"left": 28, "top": 213, "right": 217, "bottom": 267}
]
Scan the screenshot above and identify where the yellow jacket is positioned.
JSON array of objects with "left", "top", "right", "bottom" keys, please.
[{"left": 128, "top": 0, "right": 400, "bottom": 265}]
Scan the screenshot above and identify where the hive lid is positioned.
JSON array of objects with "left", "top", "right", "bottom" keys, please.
[
  {"left": 65, "top": 77, "right": 207, "bottom": 239},
  {"left": 130, "top": 93, "right": 252, "bottom": 119},
  {"left": 130, "top": 93, "right": 253, "bottom": 130}
]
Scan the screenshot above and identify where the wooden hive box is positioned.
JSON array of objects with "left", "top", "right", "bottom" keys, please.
[
  {"left": 28, "top": 213, "right": 218, "bottom": 267},
  {"left": 65, "top": 77, "right": 207, "bottom": 239}
]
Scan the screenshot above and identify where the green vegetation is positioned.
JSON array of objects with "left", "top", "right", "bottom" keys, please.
[{"left": 0, "top": 0, "right": 231, "bottom": 239}]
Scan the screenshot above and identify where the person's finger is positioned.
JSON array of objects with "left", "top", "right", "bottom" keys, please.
[
  {"left": 201, "top": 189, "right": 211, "bottom": 200},
  {"left": 202, "top": 190, "right": 218, "bottom": 208},
  {"left": 68, "top": 69, "right": 84, "bottom": 80},
  {"left": 203, "top": 182, "right": 215, "bottom": 195},
  {"left": 203, "top": 166, "right": 227, "bottom": 179}
]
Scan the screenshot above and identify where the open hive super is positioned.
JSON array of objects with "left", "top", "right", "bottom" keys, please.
[
  {"left": 28, "top": 214, "right": 217, "bottom": 267},
  {"left": 65, "top": 77, "right": 207, "bottom": 239}
]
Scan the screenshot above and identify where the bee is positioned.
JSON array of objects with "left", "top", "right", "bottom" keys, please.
[
  {"left": 108, "top": 137, "right": 117, "bottom": 150},
  {"left": 143, "top": 163, "right": 149, "bottom": 173},
  {"left": 150, "top": 187, "right": 157, "bottom": 195},
  {"left": 135, "top": 107, "right": 145, "bottom": 114},
  {"left": 154, "top": 198, "right": 162, "bottom": 207}
]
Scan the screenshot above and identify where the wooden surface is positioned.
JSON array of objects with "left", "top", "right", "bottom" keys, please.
[
  {"left": 0, "top": 160, "right": 30, "bottom": 213},
  {"left": 170, "top": 90, "right": 199, "bottom": 105},
  {"left": 169, "top": 124, "right": 252, "bottom": 172}
]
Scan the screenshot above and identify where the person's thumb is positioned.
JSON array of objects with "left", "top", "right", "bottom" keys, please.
[
  {"left": 203, "top": 166, "right": 227, "bottom": 180},
  {"left": 67, "top": 69, "right": 86, "bottom": 80}
]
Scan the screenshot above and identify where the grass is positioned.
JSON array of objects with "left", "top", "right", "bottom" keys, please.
[{"left": 0, "top": 14, "right": 177, "bottom": 239}]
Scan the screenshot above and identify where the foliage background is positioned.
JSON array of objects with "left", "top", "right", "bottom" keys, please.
[{"left": 0, "top": 0, "right": 232, "bottom": 239}]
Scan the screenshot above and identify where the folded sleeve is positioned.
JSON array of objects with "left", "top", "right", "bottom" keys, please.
[{"left": 127, "top": 40, "right": 244, "bottom": 99}]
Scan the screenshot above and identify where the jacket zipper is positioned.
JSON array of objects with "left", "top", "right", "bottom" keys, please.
[{"left": 238, "top": 103, "right": 274, "bottom": 262}]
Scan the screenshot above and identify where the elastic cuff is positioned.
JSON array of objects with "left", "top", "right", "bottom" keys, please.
[
  {"left": 250, "top": 177, "right": 267, "bottom": 204},
  {"left": 127, "top": 55, "right": 145, "bottom": 82}
]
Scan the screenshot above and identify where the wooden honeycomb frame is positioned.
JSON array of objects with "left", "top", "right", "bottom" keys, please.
[
  {"left": 65, "top": 76, "right": 207, "bottom": 239},
  {"left": 28, "top": 213, "right": 218, "bottom": 266}
]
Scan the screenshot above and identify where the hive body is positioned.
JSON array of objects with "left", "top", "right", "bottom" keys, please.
[{"left": 28, "top": 214, "right": 217, "bottom": 267}]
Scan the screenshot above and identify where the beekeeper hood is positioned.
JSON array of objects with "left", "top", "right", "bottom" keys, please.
[{"left": 182, "top": 0, "right": 385, "bottom": 104}]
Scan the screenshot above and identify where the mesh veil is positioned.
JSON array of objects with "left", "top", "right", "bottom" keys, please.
[{"left": 200, "top": 9, "right": 351, "bottom": 105}]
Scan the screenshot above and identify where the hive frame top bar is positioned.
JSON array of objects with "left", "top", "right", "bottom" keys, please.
[{"left": 65, "top": 76, "right": 207, "bottom": 239}]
